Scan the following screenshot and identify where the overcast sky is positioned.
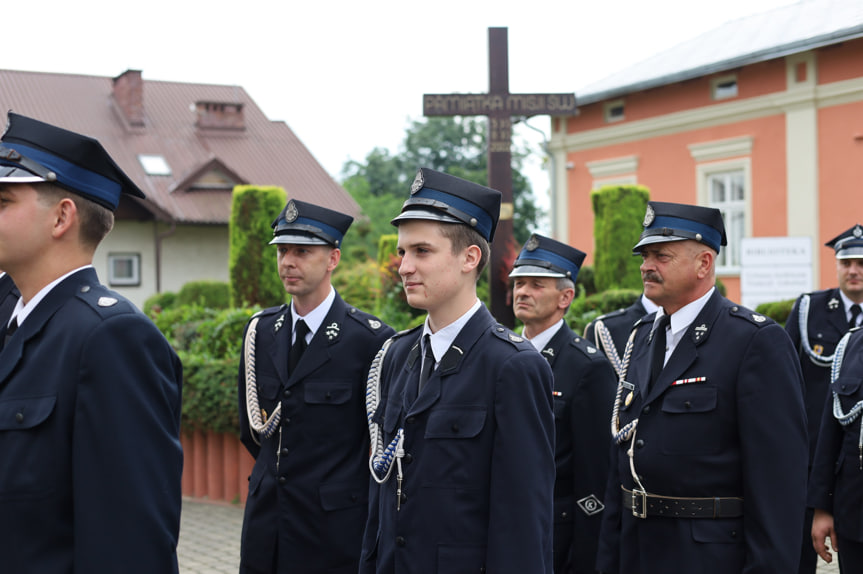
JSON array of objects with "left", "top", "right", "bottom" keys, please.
[{"left": 9, "top": 0, "right": 798, "bottom": 214}]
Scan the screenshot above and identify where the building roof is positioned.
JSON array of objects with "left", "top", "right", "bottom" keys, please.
[
  {"left": 0, "top": 68, "right": 360, "bottom": 224},
  {"left": 577, "top": 0, "right": 863, "bottom": 105}
]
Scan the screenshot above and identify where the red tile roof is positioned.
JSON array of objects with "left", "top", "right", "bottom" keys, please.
[{"left": 0, "top": 68, "right": 360, "bottom": 224}]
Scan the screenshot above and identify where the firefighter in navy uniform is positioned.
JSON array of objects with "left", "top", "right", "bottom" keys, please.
[
  {"left": 510, "top": 234, "right": 616, "bottom": 573},
  {"left": 238, "top": 199, "right": 394, "bottom": 574},
  {"left": 786, "top": 224, "right": 863, "bottom": 574},
  {"left": 809, "top": 325, "right": 863, "bottom": 572},
  {"left": 362, "top": 168, "right": 555, "bottom": 574},
  {"left": 596, "top": 201, "right": 808, "bottom": 574},
  {"left": 0, "top": 112, "right": 183, "bottom": 573},
  {"left": 584, "top": 294, "right": 657, "bottom": 380}
]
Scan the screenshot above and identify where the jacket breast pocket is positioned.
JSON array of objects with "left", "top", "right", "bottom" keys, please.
[
  {"left": 256, "top": 374, "right": 282, "bottom": 401},
  {"left": 425, "top": 407, "right": 486, "bottom": 439},
  {"left": 660, "top": 386, "right": 720, "bottom": 455},
  {"left": 0, "top": 395, "right": 56, "bottom": 431},
  {"left": 832, "top": 376, "right": 863, "bottom": 412}
]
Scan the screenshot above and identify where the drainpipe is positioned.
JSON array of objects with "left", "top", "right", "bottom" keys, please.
[{"left": 154, "top": 219, "right": 177, "bottom": 293}]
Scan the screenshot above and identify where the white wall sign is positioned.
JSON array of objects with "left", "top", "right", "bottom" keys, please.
[{"left": 740, "top": 237, "right": 812, "bottom": 309}]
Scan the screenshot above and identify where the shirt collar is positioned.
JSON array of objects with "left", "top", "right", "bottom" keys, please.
[
  {"left": 422, "top": 299, "right": 482, "bottom": 362},
  {"left": 291, "top": 285, "right": 335, "bottom": 342},
  {"left": 524, "top": 318, "right": 564, "bottom": 352},
  {"left": 656, "top": 287, "right": 715, "bottom": 336}
]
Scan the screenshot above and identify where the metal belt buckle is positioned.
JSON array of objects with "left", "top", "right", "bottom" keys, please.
[{"left": 631, "top": 488, "right": 648, "bottom": 519}]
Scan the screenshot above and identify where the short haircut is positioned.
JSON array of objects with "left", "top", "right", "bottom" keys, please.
[
  {"left": 556, "top": 277, "right": 576, "bottom": 292},
  {"left": 438, "top": 222, "right": 491, "bottom": 280},
  {"left": 35, "top": 183, "right": 114, "bottom": 248}
]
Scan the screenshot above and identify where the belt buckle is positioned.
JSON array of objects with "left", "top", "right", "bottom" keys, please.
[{"left": 631, "top": 488, "right": 647, "bottom": 519}]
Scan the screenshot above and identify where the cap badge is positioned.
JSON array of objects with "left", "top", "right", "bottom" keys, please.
[
  {"left": 643, "top": 204, "right": 655, "bottom": 227},
  {"left": 525, "top": 235, "right": 540, "bottom": 251},
  {"left": 854, "top": 225, "right": 863, "bottom": 238},
  {"left": 97, "top": 296, "right": 118, "bottom": 307},
  {"left": 325, "top": 322, "right": 340, "bottom": 340},
  {"left": 829, "top": 298, "right": 840, "bottom": 310},
  {"left": 285, "top": 200, "right": 298, "bottom": 223},
  {"left": 410, "top": 170, "right": 424, "bottom": 194}
]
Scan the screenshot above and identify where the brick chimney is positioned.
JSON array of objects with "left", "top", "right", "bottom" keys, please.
[
  {"left": 195, "top": 101, "right": 245, "bottom": 130},
  {"left": 112, "top": 69, "right": 144, "bottom": 127}
]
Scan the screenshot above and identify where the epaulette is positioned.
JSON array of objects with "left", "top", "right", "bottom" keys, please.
[
  {"left": 491, "top": 324, "right": 533, "bottom": 350},
  {"left": 568, "top": 334, "right": 604, "bottom": 359},
  {"left": 76, "top": 284, "right": 135, "bottom": 317},
  {"left": 596, "top": 307, "right": 627, "bottom": 321},
  {"left": 250, "top": 304, "right": 287, "bottom": 320},
  {"left": 632, "top": 313, "right": 655, "bottom": 330},
  {"left": 346, "top": 306, "right": 389, "bottom": 333},
  {"left": 728, "top": 304, "right": 773, "bottom": 327}
]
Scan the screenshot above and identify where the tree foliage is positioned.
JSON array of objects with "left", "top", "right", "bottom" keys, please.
[
  {"left": 591, "top": 185, "right": 649, "bottom": 292},
  {"left": 340, "top": 116, "right": 543, "bottom": 258}
]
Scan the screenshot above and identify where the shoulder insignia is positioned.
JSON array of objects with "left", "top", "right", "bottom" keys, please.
[
  {"left": 729, "top": 305, "right": 774, "bottom": 327},
  {"left": 346, "top": 306, "right": 390, "bottom": 334},
  {"left": 569, "top": 335, "right": 605, "bottom": 359},
  {"left": 508, "top": 333, "right": 524, "bottom": 343},
  {"left": 599, "top": 308, "right": 627, "bottom": 321},
  {"left": 492, "top": 324, "right": 532, "bottom": 350},
  {"left": 97, "top": 296, "right": 118, "bottom": 307},
  {"left": 251, "top": 304, "right": 286, "bottom": 320}
]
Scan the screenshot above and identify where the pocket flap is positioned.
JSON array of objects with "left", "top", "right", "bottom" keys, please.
[
  {"left": 661, "top": 387, "right": 717, "bottom": 414},
  {"left": 425, "top": 407, "right": 486, "bottom": 439},
  {"left": 305, "top": 381, "right": 352, "bottom": 405},
  {"left": 256, "top": 375, "right": 281, "bottom": 400},
  {"left": 0, "top": 395, "right": 56, "bottom": 431},
  {"left": 832, "top": 376, "right": 862, "bottom": 397},
  {"left": 319, "top": 480, "right": 367, "bottom": 511}
]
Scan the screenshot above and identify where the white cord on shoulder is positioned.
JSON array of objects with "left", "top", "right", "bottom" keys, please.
[
  {"left": 610, "top": 327, "right": 640, "bottom": 445},
  {"left": 799, "top": 294, "right": 836, "bottom": 367},
  {"left": 595, "top": 319, "right": 625, "bottom": 379},
  {"left": 366, "top": 337, "right": 404, "bottom": 484},
  {"left": 244, "top": 317, "right": 282, "bottom": 441},
  {"left": 830, "top": 330, "right": 863, "bottom": 468}
]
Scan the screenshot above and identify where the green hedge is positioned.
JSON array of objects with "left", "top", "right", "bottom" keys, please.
[
  {"left": 591, "top": 185, "right": 649, "bottom": 292},
  {"left": 177, "top": 280, "right": 230, "bottom": 309},
  {"left": 755, "top": 298, "right": 795, "bottom": 326},
  {"left": 564, "top": 288, "right": 642, "bottom": 335}
]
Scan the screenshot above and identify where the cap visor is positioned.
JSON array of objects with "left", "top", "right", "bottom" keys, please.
[
  {"left": 509, "top": 265, "right": 566, "bottom": 279},
  {"left": 0, "top": 165, "right": 48, "bottom": 184},
  {"left": 632, "top": 234, "right": 687, "bottom": 253},
  {"left": 269, "top": 234, "right": 330, "bottom": 246},
  {"left": 836, "top": 249, "right": 863, "bottom": 259},
  {"left": 391, "top": 208, "right": 462, "bottom": 227}
]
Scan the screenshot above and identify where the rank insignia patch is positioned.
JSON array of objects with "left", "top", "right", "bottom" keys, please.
[
  {"left": 577, "top": 494, "right": 605, "bottom": 516},
  {"left": 325, "top": 322, "right": 340, "bottom": 340}
]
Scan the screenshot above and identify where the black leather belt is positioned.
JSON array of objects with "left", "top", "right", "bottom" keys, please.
[{"left": 622, "top": 486, "right": 743, "bottom": 519}]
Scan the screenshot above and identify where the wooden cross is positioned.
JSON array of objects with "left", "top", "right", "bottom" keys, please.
[{"left": 423, "top": 27, "right": 576, "bottom": 327}]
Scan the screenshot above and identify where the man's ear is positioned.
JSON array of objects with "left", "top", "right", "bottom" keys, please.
[
  {"left": 51, "top": 197, "right": 78, "bottom": 239},
  {"left": 462, "top": 244, "right": 481, "bottom": 274}
]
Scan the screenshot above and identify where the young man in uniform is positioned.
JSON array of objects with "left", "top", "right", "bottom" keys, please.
[
  {"left": 238, "top": 199, "right": 394, "bottom": 574},
  {"left": 597, "top": 201, "right": 808, "bottom": 574},
  {"left": 786, "top": 224, "right": 863, "bottom": 573},
  {"left": 0, "top": 112, "right": 183, "bottom": 572},
  {"left": 510, "top": 233, "right": 616, "bottom": 573},
  {"left": 362, "top": 168, "right": 555, "bottom": 574}
]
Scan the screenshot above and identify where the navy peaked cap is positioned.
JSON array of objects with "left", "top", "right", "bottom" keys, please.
[
  {"left": 825, "top": 223, "right": 863, "bottom": 259},
  {"left": 509, "top": 234, "right": 586, "bottom": 281},
  {"left": 0, "top": 112, "right": 144, "bottom": 211},
  {"left": 633, "top": 201, "right": 727, "bottom": 254},
  {"left": 270, "top": 198, "right": 353, "bottom": 247},
  {"left": 391, "top": 168, "right": 502, "bottom": 242}
]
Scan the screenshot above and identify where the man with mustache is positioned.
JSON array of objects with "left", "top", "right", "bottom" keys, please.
[
  {"left": 510, "top": 233, "right": 616, "bottom": 573},
  {"left": 362, "top": 168, "right": 555, "bottom": 574},
  {"left": 596, "top": 201, "right": 808, "bottom": 574},
  {"left": 785, "top": 224, "right": 863, "bottom": 574},
  {"left": 237, "top": 199, "right": 394, "bottom": 574}
]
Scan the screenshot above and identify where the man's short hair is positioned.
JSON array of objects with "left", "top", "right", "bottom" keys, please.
[
  {"left": 36, "top": 183, "right": 114, "bottom": 248},
  {"left": 438, "top": 223, "right": 490, "bottom": 279},
  {"left": 556, "top": 277, "right": 576, "bottom": 292}
]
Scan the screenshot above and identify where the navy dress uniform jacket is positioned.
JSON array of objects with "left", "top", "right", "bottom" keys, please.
[
  {"left": 808, "top": 327, "right": 863, "bottom": 543},
  {"left": 238, "top": 291, "right": 394, "bottom": 574},
  {"left": 596, "top": 291, "right": 808, "bottom": 574},
  {"left": 542, "top": 323, "right": 616, "bottom": 573},
  {"left": 584, "top": 299, "right": 648, "bottom": 361},
  {"left": 786, "top": 288, "right": 849, "bottom": 463},
  {"left": 0, "top": 273, "right": 19, "bottom": 326},
  {"left": 0, "top": 268, "right": 183, "bottom": 573},
  {"left": 360, "top": 305, "right": 556, "bottom": 574}
]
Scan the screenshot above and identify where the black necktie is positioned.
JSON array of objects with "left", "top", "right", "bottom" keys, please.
[
  {"left": 649, "top": 314, "right": 671, "bottom": 387},
  {"left": 3, "top": 316, "right": 18, "bottom": 348},
  {"left": 289, "top": 320, "right": 309, "bottom": 371},
  {"left": 418, "top": 335, "right": 435, "bottom": 394},
  {"left": 850, "top": 304, "right": 862, "bottom": 329}
]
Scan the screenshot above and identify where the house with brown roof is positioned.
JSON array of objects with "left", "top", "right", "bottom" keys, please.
[
  {"left": 0, "top": 68, "right": 359, "bottom": 307},
  {"left": 549, "top": 0, "right": 863, "bottom": 304}
]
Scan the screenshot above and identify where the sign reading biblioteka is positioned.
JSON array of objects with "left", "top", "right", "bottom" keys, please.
[{"left": 740, "top": 237, "right": 812, "bottom": 309}]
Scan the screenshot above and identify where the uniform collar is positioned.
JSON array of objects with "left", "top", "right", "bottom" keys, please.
[
  {"left": 524, "top": 318, "right": 564, "bottom": 352},
  {"left": 11, "top": 265, "right": 93, "bottom": 328},
  {"left": 291, "top": 285, "right": 335, "bottom": 342},
  {"left": 656, "top": 287, "right": 715, "bottom": 344}
]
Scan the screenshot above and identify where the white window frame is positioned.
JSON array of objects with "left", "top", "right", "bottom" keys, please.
[
  {"left": 711, "top": 74, "right": 738, "bottom": 101},
  {"left": 603, "top": 99, "right": 625, "bottom": 123},
  {"left": 695, "top": 158, "right": 752, "bottom": 275},
  {"left": 108, "top": 253, "right": 141, "bottom": 287},
  {"left": 138, "top": 154, "right": 172, "bottom": 176}
]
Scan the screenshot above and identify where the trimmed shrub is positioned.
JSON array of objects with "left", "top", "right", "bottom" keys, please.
[
  {"left": 229, "top": 185, "right": 287, "bottom": 308},
  {"left": 143, "top": 291, "right": 177, "bottom": 315},
  {"left": 755, "top": 298, "right": 796, "bottom": 326},
  {"left": 591, "top": 185, "right": 649, "bottom": 292},
  {"left": 177, "top": 280, "right": 230, "bottom": 309}
]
